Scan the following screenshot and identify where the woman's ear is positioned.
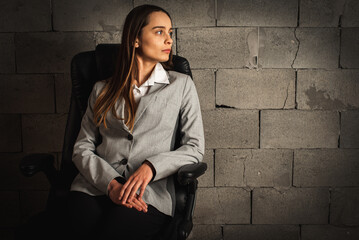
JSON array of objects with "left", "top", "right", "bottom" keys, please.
[{"left": 134, "top": 38, "right": 140, "bottom": 48}]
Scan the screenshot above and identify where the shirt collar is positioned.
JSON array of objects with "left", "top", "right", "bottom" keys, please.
[{"left": 141, "top": 62, "right": 170, "bottom": 87}]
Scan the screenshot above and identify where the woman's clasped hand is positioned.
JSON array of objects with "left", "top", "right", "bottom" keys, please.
[{"left": 107, "top": 162, "right": 154, "bottom": 213}]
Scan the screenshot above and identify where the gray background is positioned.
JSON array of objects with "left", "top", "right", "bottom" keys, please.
[{"left": 1, "top": 0, "right": 359, "bottom": 239}]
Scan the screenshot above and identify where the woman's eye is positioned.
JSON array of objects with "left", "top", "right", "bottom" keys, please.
[{"left": 156, "top": 30, "right": 173, "bottom": 37}]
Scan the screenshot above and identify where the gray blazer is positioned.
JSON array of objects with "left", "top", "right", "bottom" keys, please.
[{"left": 70, "top": 70, "right": 205, "bottom": 217}]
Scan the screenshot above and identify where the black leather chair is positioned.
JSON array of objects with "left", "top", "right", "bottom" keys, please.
[{"left": 16, "top": 44, "right": 207, "bottom": 240}]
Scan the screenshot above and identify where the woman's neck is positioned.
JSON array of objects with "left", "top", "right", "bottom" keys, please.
[{"left": 135, "top": 56, "right": 157, "bottom": 87}]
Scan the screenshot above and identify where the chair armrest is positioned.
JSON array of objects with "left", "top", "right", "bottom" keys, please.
[
  {"left": 20, "top": 153, "right": 59, "bottom": 187},
  {"left": 177, "top": 162, "right": 207, "bottom": 185}
]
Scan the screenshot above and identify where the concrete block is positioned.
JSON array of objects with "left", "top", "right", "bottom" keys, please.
[
  {"left": 16, "top": 32, "right": 95, "bottom": 73},
  {"left": 202, "top": 109, "right": 258, "bottom": 148},
  {"left": 177, "top": 27, "right": 254, "bottom": 68},
  {"left": 216, "top": 69, "right": 295, "bottom": 109},
  {"left": 0, "top": 191, "right": 20, "bottom": 227},
  {"left": 341, "top": 110, "right": 359, "bottom": 148},
  {"left": 302, "top": 225, "right": 359, "bottom": 240},
  {"left": 297, "top": 70, "right": 359, "bottom": 110},
  {"left": 253, "top": 188, "right": 329, "bottom": 224},
  {"left": 215, "top": 149, "right": 292, "bottom": 187},
  {"left": 0, "top": 153, "right": 51, "bottom": 190},
  {"left": 244, "top": 149, "right": 293, "bottom": 187},
  {"left": 331, "top": 188, "right": 359, "bottom": 226},
  {"left": 20, "top": 190, "right": 49, "bottom": 222},
  {"left": 194, "top": 187, "right": 251, "bottom": 224},
  {"left": 259, "top": 28, "right": 299, "bottom": 69},
  {"left": 342, "top": 0, "right": 359, "bottom": 27},
  {"left": 217, "top": 0, "right": 297, "bottom": 27},
  {"left": 215, "top": 149, "right": 293, "bottom": 187},
  {"left": 187, "top": 224, "right": 222, "bottom": 240},
  {"left": 300, "top": 0, "right": 344, "bottom": 27},
  {"left": 198, "top": 149, "right": 214, "bottom": 187},
  {"left": 94, "top": 31, "right": 122, "bottom": 45},
  {"left": 53, "top": 0, "right": 132, "bottom": 31},
  {"left": 0, "top": 115, "right": 21, "bottom": 152},
  {"left": 294, "top": 149, "right": 359, "bottom": 187},
  {"left": 224, "top": 225, "right": 299, "bottom": 240},
  {"left": 55, "top": 73, "right": 71, "bottom": 113},
  {"left": 261, "top": 110, "right": 339, "bottom": 148},
  {"left": 341, "top": 28, "right": 359, "bottom": 68},
  {"left": 0, "top": 0, "right": 51, "bottom": 32},
  {"left": 22, "top": 114, "right": 68, "bottom": 153},
  {"left": 0, "top": 74, "right": 54, "bottom": 113},
  {"left": 135, "top": 0, "right": 215, "bottom": 27},
  {"left": 0, "top": 34, "right": 15, "bottom": 73},
  {"left": 192, "top": 69, "right": 215, "bottom": 111},
  {"left": 215, "top": 149, "right": 245, "bottom": 187},
  {"left": 293, "top": 28, "right": 340, "bottom": 69}
]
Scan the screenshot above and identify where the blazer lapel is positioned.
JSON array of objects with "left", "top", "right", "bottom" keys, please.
[
  {"left": 118, "top": 63, "right": 171, "bottom": 133},
  {"left": 133, "top": 82, "right": 167, "bottom": 128}
]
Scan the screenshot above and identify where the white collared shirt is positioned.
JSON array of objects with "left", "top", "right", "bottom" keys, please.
[{"left": 132, "top": 62, "right": 170, "bottom": 104}]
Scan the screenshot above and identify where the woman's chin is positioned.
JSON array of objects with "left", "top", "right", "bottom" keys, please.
[{"left": 159, "top": 55, "right": 170, "bottom": 62}]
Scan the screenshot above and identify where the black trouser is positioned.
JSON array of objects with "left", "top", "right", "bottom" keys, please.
[{"left": 66, "top": 191, "right": 172, "bottom": 240}]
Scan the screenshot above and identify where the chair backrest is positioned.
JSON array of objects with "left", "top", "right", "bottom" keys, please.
[{"left": 60, "top": 43, "right": 193, "bottom": 189}]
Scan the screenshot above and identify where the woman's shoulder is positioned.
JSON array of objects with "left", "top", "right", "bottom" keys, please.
[
  {"left": 167, "top": 70, "right": 192, "bottom": 86},
  {"left": 93, "top": 78, "right": 109, "bottom": 93},
  {"left": 168, "top": 70, "right": 190, "bottom": 79}
]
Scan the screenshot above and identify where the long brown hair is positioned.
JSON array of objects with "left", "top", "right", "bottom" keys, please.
[{"left": 93, "top": 4, "right": 174, "bottom": 133}]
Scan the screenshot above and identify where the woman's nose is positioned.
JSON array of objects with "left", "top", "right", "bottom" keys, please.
[{"left": 165, "top": 33, "right": 173, "bottom": 44}]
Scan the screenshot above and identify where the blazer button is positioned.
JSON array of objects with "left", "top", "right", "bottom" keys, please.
[
  {"left": 127, "top": 134, "right": 133, "bottom": 140},
  {"left": 120, "top": 158, "right": 128, "bottom": 165}
]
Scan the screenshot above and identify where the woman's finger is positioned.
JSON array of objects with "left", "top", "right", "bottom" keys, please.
[
  {"left": 138, "top": 182, "right": 148, "bottom": 201},
  {"left": 121, "top": 178, "right": 137, "bottom": 204},
  {"left": 131, "top": 197, "right": 147, "bottom": 212},
  {"left": 121, "top": 198, "right": 140, "bottom": 210},
  {"left": 119, "top": 177, "right": 131, "bottom": 199},
  {"left": 128, "top": 181, "right": 143, "bottom": 202},
  {"left": 136, "top": 196, "right": 148, "bottom": 210},
  {"left": 133, "top": 194, "right": 147, "bottom": 210}
]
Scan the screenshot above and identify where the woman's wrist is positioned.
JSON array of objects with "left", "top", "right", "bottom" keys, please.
[
  {"left": 108, "top": 179, "right": 118, "bottom": 194},
  {"left": 143, "top": 160, "right": 156, "bottom": 182}
]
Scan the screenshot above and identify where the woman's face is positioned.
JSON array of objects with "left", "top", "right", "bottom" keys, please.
[{"left": 135, "top": 11, "right": 173, "bottom": 63}]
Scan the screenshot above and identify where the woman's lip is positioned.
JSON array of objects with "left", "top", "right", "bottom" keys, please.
[{"left": 162, "top": 49, "right": 171, "bottom": 52}]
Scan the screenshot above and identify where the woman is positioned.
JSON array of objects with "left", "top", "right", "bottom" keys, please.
[{"left": 67, "top": 4, "right": 205, "bottom": 240}]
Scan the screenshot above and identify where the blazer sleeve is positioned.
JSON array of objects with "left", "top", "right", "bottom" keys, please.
[
  {"left": 72, "top": 82, "right": 125, "bottom": 196},
  {"left": 144, "top": 75, "right": 205, "bottom": 182}
]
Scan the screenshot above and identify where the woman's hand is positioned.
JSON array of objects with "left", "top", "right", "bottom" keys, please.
[
  {"left": 108, "top": 179, "right": 148, "bottom": 212},
  {"left": 119, "top": 163, "right": 153, "bottom": 208}
]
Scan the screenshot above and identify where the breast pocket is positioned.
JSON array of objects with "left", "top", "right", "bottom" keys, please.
[{"left": 146, "top": 97, "right": 180, "bottom": 129}]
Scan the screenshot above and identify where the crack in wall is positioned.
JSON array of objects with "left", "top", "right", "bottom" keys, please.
[
  {"left": 216, "top": 104, "right": 235, "bottom": 108},
  {"left": 242, "top": 155, "right": 247, "bottom": 185},
  {"left": 282, "top": 80, "right": 291, "bottom": 109},
  {"left": 242, "top": 150, "right": 254, "bottom": 186},
  {"left": 291, "top": 27, "right": 300, "bottom": 69}
]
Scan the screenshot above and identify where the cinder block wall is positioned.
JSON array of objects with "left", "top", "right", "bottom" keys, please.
[{"left": 1, "top": 0, "right": 358, "bottom": 239}]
